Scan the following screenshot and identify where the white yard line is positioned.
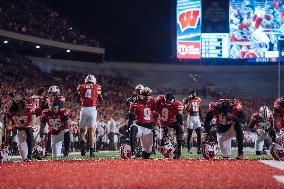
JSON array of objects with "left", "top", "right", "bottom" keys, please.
[{"left": 260, "top": 160, "right": 284, "bottom": 185}]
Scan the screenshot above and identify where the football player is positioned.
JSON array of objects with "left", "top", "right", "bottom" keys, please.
[
  {"left": 249, "top": 106, "right": 276, "bottom": 155},
  {"left": 77, "top": 74, "right": 103, "bottom": 157},
  {"left": 204, "top": 99, "right": 246, "bottom": 159},
  {"left": 128, "top": 87, "right": 156, "bottom": 159},
  {"left": 46, "top": 86, "right": 69, "bottom": 156},
  {"left": 183, "top": 89, "right": 202, "bottom": 154},
  {"left": 6, "top": 99, "right": 36, "bottom": 161},
  {"left": 40, "top": 101, "right": 70, "bottom": 157},
  {"left": 156, "top": 92, "right": 184, "bottom": 159}
]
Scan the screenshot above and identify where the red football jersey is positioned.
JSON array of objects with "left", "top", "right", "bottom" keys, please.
[
  {"left": 9, "top": 100, "right": 35, "bottom": 128},
  {"left": 208, "top": 99, "right": 242, "bottom": 126},
  {"left": 274, "top": 98, "right": 284, "bottom": 129},
  {"left": 77, "top": 83, "right": 101, "bottom": 107},
  {"left": 156, "top": 95, "right": 184, "bottom": 126},
  {"left": 130, "top": 97, "right": 156, "bottom": 124},
  {"left": 41, "top": 108, "right": 69, "bottom": 132},
  {"left": 30, "top": 95, "right": 45, "bottom": 116},
  {"left": 251, "top": 112, "right": 273, "bottom": 130},
  {"left": 183, "top": 97, "right": 202, "bottom": 114}
]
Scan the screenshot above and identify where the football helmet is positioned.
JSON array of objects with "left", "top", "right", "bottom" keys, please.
[
  {"left": 120, "top": 143, "right": 132, "bottom": 159},
  {"left": 259, "top": 106, "right": 271, "bottom": 120},
  {"left": 270, "top": 132, "right": 284, "bottom": 160},
  {"left": 158, "top": 137, "right": 175, "bottom": 158},
  {"left": 135, "top": 84, "right": 144, "bottom": 91},
  {"left": 165, "top": 92, "right": 174, "bottom": 104},
  {"left": 201, "top": 134, "right": 217, "bottom": 159},
  {"left": 85, "top": 74, "right": 96, "bottom": 84},
  {"left": 48, "top": 86, "right": 60, "bottom": 95},
  {"left": 34, "top": 138, "right": 46, "bottom": 158},
  {"left": 0, "top": 142, "right": 10, "bottom": 162}
]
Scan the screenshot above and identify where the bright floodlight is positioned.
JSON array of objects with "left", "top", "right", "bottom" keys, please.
[
  {"left": 3, "top": 40, "right": 8, "bottom": 44},
  {"left": 66, "top": 49, "right": 71, "bottom": 53},
  {"left": 36, "top": 45, "right": 40, "bottom": 49}
]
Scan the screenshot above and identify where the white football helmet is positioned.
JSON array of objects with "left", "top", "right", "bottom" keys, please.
[
  {"left": 34, "top": 138, "right": 46, "bottom": 158},
  {"left": 48, "top": 86, "right": 60, "bottom": 95},
  {"left": 120, "top": 143, "right": 132, "bottom": 159},
  {"left": 0, "top": 142, "right": 10, "bottom": 162},
  {"left": 135, "top": 84, "right": 144, "bottom": 91},
  {"left": 259, "top": 106, "right": 271, "bottom": 120},
  {"left": 158, "top": 137, "right": 175, "bottom": 158},
  {"left": 85, "top": 74, "right": 96, "bottom": 84},
  {"left": 201, "top": 140, "right": 217, "bottom": 159},
  {"left": 271, "top": 131, "right": 284, "bottom": 161}
]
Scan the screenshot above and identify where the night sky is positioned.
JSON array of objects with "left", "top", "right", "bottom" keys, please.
[{"left": 45, "top": 0, "right": 175, "bottom": 62}]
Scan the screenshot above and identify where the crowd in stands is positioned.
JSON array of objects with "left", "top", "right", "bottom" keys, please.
[{"left": 0, "top": 0, "right": 99, "bottom": 47}]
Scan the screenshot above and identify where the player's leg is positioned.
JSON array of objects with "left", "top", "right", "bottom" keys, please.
[
  {"left": 217, "top": 129, "right": 232, "bottom": 158},
  {"left": 234, "top": 122, "right": 244, "bottom": 158},
  {"left": 51, "top": 131, "right": 64, "bottom": 157},
  {"left": 17, "top": 130, "right": 28, "bottom": 160},
  {"left": 130, "top": 124, "right": 142, "bottom": 157},
  {"left": 172, "top": 123, "right": 183, "bottom": 159},
  {"left": 63, "top": 130, "right": 70, "bottom": 157},
  {"left": 255, "top": 133, "right": 265, "bottom": 155},
  {"left": 187, "top": 116, "right": 194, "bottom": 154},
  {"left": 25, "top": 127, "right": 34, "bottom": 159},
  {"left": 140, "top": 127, "right": 153, "bottom": 159},
  {"left": 194, "top": 117, "right": 202, "bottom": 154},
  {"left": 79, "top": 108, "right": 87, "bottom": 156},
  {"left": 88, "top": 107, "right": 97, "bottom": 157}
]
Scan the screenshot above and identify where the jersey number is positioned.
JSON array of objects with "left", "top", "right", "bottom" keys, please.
[
  {"left": 161, "top": 108, "right": 169, "bottom": 121},
  {"left": 191, "top": 102, "right": 199, "bottom": 112},
  {"left": 34, "top": 99, "right": 40, "bottom": 109},
  {"left": 85, "top": 89, "right": 92, "bottom": 98},
  {"left": 144, "top": 108, "right": 151, "bottom": 121},
  {"left": 49, "top": 118, "right": 61, "bottom": 129}
]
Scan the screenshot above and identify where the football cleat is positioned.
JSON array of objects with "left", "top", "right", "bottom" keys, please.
[
  {"left": 90, "top": 148, "right": 95, "bottom": 158},
  {"left": 236, "top": 153, "right": 244, "bottom": 160},
  {"left": 120, "top": 143, "right": 132, "bottom": 159}
]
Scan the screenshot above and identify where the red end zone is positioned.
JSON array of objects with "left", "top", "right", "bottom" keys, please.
[{"left": 0, "top": 159, "right": 283, "bottom": 189}]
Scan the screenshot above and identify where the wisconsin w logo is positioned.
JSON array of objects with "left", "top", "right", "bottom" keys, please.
[{"left": 178, "top": 9, "right": 200, "bottom": 32}]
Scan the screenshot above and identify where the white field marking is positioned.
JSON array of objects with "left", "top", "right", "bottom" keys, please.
[
  {"left": 260, "top": 160, "right": 284, "bottom": 185},
  {"left": 273, "top": 176, "right": 284, "bottom": 184}
]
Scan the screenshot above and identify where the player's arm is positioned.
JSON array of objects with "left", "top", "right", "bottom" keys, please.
[
  {"left": 199, "top": 106, "right": 203, "bottom": 122},
  {"left": 248, "top": 118, "right": 257, "bottom": 132},
  {"left": 204, "top": 111, "right": 215, "bottom": 134},
  {"left": 273, "top": 109, "right": 281, "bottom": 132}
]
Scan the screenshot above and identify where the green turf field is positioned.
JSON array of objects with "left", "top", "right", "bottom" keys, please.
[{"left": 9, "top": 148, "right": 273, "bottom": 162}]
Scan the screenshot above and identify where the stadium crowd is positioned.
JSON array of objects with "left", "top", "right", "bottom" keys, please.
[{"left": 0, "top": 0, "right": 99, "bottom": 47}]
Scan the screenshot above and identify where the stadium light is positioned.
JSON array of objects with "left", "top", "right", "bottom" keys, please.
[
  {"left": 66, "top": 49, "right": 71, "bottom": 53},
  {"left": 70, "top": 27, "right": 73, "bottom": 30},
  {"left": 3, "top": 40, "right": 8, "bottom": 44},
  {"left": 36, "top": 45, "right": 40, "bottom": 49}
]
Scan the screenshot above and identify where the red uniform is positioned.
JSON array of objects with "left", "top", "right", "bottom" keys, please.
[
  {"left": 183, "top": 97, "right": 202, "bottom": 115},
  {"left": 156, "top": 95, "right": 184, "bottom": 126},
  {"left": 251, "top": 112, "right": 273, "bottom": 130},
  {"left": 30, "top": 95, "right": 45, "bottom": 116},
  {"left": 41, "top": 108, "right": 69, "bottom": 135},
  {"left": 208, "top": 99, "right": 242, "bottom": 126},
  {"left": 46, "top": 95, "right": 65, "bottom": 107},
  {"left": 130, "top": 97, "right": 156, "bottom": 124},
  {"left": 9, "top": 101, "right": 35, "bottom": 128},
  {"left": 77, "top": 83, "right": 101, "bottom": 107},
  {"left": 274, "top": 98, "right": 284, "bottom": 129}
]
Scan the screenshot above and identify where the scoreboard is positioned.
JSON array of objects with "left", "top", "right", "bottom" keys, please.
[{"left": 201, "top": 33, "right": 229, "bottom": 58}]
